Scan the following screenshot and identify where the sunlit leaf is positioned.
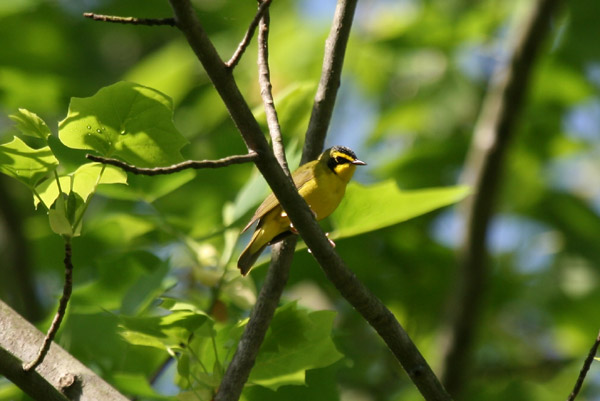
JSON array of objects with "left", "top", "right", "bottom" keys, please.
[
  {"left": 9, "top": 108, "right": 52, "bottom": 140},
  {"left": 331, "top": 181, "right": 470, "bottom": 238},
  {"left": 59, "top": 81, "right": 188, "bottom": 167},
  {"left": 0, "top": 136, "right": 58, "bottom": 188},
  {"left": 48, "top": 195, "right": 72, "bottom": 237},
  {"left": 34, "top": 162, "right": 127, "bottom": 209}
]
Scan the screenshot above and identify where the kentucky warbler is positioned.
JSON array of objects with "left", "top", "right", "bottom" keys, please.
[{"left": 237, "top": 146, "right": 366, "bottom": 275}]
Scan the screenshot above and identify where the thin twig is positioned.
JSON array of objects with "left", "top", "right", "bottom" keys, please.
[
  {"left": 23, "top": 241, "right": 73, "bottom": 372},
  {"left": 567, "top": 329, "right": 600, "bottom": 401},
  {"left": 438, "top": 0, "right": 563, "bottom": 396},
  {"left": 224, "top": 0, "right": 272, "bottom": 69},
  {"left": 169, "top": 1, "right": 451, "bottom": 398},
  {"left": 301, "top": 0, "right": 358, "bottom": 164},
  {"left": 85, "top": 153, "right": 258, "bottom": 175},
  {"left": 257, "top": 2, "right": 288, "bottom": 173},
  {"left": 83, "top": 12, "right": 176, "bottom": 26}
]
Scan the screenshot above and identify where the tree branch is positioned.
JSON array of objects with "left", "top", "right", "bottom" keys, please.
[
  {"left": 257, "top": 3, "right": 288, "bottom": 172},
  {"left": 214, "top": 240, "right": 295, "bottom": 401},
  {"left": 567, "top": 329, "right": 600, "bottom": 401},
  {"left": 438, "top": 0, "right": 563, "bottom": 396},
  {"left": 224, "top": 0, "right": 272, "bottom": 69},
  {"left": 0, "top": 300, "right": 129, "bottom": 401},
  {"left": 85, "top": 153, "right": 258, "bottom": 175},
  {"left": 83, "top": 12, "right": 176, "bottom": 26},
  {"left": 23, "top": 241, "right": 73, "bottom": 372},
  {"left": 301, "top": 0, "right": 358, "bottom": 163},
  {"left": 169, "top": 0, "right": 450, "bottom": 398},
  {"left": 215, "top": 6, "right": 296, "bottom": 399}
]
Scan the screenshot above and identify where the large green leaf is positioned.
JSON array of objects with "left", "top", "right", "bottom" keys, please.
[
  {"left": 9, "top": 108, "right": 52, "bottom": 140},
  {"left": 59, "top": 81, "right": 188, "bottom": 167},
  {"left": 330, "top": 180, "right": 470, "bottom": 238},
  {"left": 0, "top": 136, "right": 58, "bottom": 188},
  {"left": 247, "top": 302, "right": 344, "bottom": 390}
]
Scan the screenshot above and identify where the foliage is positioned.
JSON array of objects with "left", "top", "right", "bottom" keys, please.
[{"left": 0, "top": 0, "right": 599, "bottom": 401}]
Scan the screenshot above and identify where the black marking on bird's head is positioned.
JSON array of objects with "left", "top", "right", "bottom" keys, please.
[{"left": 323, "top": 146, "right": 366, "bottom": 173}]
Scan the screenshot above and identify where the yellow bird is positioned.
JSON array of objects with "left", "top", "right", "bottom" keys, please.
[{"left": 237, "top": 146, "right": 366, "bottom": 275}]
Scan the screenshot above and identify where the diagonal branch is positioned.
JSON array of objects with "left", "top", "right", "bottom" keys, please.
[
  {"left": 169, "top": 0, "right": 450, "bottom": 399},
  {"left": 85, "top": 153, "right": 258, "bottom": 175},
  {"left": 301, "top": 0, "right": 358, "bottom": 163},
  {"left": 23, "top": 241, "right": 73, "bottom": 372},
  {"left": 438, "top": 0, "right": 564, "bottom": 396},
  {"left": 0, "top": 299, "right": 130, "bottom": 401},
  {"left": 83, "top": 12, "right": 176, "bottom": 26},
  {"left": 567, "top": 329, "right": 600, "bottom": 401},
  {"left": 225, "top": 0, "right": 272, "bottom": 69}
]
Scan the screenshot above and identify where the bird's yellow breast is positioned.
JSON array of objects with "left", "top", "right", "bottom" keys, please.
[{"left": 299, "top": 163, "right": 354, "bottom": 220}]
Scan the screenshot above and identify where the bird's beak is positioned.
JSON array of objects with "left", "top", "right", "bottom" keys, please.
[{"left": 352, "top": 159, "right": 367, "bottom": 166}]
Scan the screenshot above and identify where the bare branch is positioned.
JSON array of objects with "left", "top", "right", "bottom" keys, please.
[
  {"left": 169, "top": 0, "right": 450, "bottom": 398},
  {"left": 567, "top": 329, "right": 600, "bottom": 401},
  {"left": 83, "top": 12, "right": 176, "bottom": 26},
  {"left": 85, "top": 153, "right": 258, "bottom": 175},
  {"left": 257, "top": 3, "right": 288, "bottom": 173},
  {"left": 0, "top": 300, "right": 130, "bottom": 401},
  {"left": 225, "top": 0, "right": 272, "bottom": 69},
  {"left": 438, "top": 0, "right": 564, "bottom": 396},
  {"left": 214, "top": 239, "right": 295, "bottom": 401},
  {"left": 301, "top": 0, "right": 358, "bottom": 163},
  {"left": 23, "top": 241, "right": 73, "bottom": 372}
]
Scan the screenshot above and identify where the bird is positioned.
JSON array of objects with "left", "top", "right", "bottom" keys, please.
[{"left": 237, "top": 146, "right": 366, "bottom": 275}]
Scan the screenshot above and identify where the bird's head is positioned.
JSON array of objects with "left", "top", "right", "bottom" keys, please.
[{"left": 320, "top": 146, "right": 366, "bottom": 182}]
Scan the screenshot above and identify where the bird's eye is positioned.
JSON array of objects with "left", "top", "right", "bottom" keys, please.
[{"left": 335, "top": 156, "right": 349, "bottom": 164}]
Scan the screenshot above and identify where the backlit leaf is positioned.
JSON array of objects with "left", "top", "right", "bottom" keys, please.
[
  {"left": 9, "top": 108, "right": 52, "bottom": 140},
  {"left": 331, "top": 181, "right": 470, "bottom": 238},
  {"left": 59, "top": 81, "right": 188, "bottom": 167},
  {"left": 0, "top": 136, "right": 58, "bottom": 188}
]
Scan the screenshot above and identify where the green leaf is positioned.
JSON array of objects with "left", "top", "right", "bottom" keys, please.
[
  {"left": 109, "top": 373, "right": 171, "bottom": 400},
  {"left": 96, "top": 169, "right": 195, "bottom": 203},
  {"left": 48, "top": 195, "right": 72, "bottom": 237},
  {"left": 47, "top": 191, "right": 84, "bottom": 238},
  {"left": 119, "top": 309, "right": 211, "bottom": 350},
  {"left": 58, "top": 81, "right": 188, "bottom": 167},
  {"left": 331, "top": 181, "right": 471, "bottom": 238},
  {"left": 247, "top": 302, "right": 344, "bottom": 390},
  {"left": 9, "top": 108, "right": 52, "bottom": 140},
  {"left": 0, "top": 136, "right": 58, "bottom": 188},
  {"left": 243, "top": 366, "right": 340, "bottom": 401},
  {"left": 34, "top": 162, "right": 127, "bottom": 209}
]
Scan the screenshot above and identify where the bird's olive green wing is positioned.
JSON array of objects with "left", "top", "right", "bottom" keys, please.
[{"left": 241, "top": 161, "right": 316, "bottom": 233}]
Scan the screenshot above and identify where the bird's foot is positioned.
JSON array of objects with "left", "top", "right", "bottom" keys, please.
[
  {"left": 326, "top": 232, "right": 336, "bottom": 248},
  {"left": 307, "top": 233, "right": 335, "bottom": 254}
]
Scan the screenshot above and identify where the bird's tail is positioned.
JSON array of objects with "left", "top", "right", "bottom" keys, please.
[{"left": 237, "top": 229, "right": 267, "bottom": 276}]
